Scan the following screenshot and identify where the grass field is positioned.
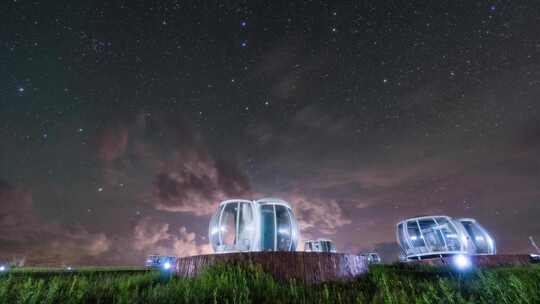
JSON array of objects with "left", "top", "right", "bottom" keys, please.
[{"left": 0, "top": 263, "right": 539, "bottom": 303}]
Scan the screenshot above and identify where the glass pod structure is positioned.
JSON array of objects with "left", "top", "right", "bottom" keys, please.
[
  {"left": 457, "top": 218, "right": 496, "bottom": 255},
  {"left": 396, "top": 215, "right": 496, "bottom": 261},
  {"left": 304, "top": 239, "right": 337, "bottom": 253},
  {"left": 209, "top": 198, "right": 299, "bottom": 253}
]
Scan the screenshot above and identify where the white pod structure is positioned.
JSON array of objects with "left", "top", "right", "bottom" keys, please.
[
  {"left": 304, "top": 239, "right": 337, "bottom": 253},
  {"left": 457, "top": 218, "right": 496, "bottom": 255},
  {"left": 396, "top": 215, "right": 496, "bottom": 261},
  {"left": 209, "top": 198, "right": 299, "bottom": 253}
]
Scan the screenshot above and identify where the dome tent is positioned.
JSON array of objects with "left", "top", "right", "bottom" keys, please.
[
  {"left": 396, "top": 215, "right": 496, "bottom": 261},
  {"left": 209, "top": 198, "right": 299, "bottom": 253}
]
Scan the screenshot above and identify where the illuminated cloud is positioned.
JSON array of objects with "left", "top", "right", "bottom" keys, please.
[
  {"left": 94, "top": 112, "right": 251, "bottom": 217},
  {"left": 133, "top": 217, "right": 210, "bottom": 257}
]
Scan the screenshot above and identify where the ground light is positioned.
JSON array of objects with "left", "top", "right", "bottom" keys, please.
[
  {"left": 452, "top": 254, "right": 472, "bottom": 271},
  {"left": 0, "top": 265, "right": 5, "bottom": 272},
  {"left": 162, "top": 262, "right": 171, "bottom": 270}
]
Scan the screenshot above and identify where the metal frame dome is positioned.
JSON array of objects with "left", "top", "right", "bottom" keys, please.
[
  {"left": 396, "top": 215, "right": 496, "bottom": 261},
  {"left": 209, "top": 198, "right": 299, "bottom": 253}
]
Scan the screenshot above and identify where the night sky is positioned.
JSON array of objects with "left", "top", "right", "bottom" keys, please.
[{"left": 1, "top": 1, "right": 540, "bottom": 266}]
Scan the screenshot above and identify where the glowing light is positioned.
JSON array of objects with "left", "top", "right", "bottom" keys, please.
[
  {"left": 453, "top": 254, "right": 471, "bottom": 270},
  {"left": 487, "top": 236, "right": 494, "bottom": 248},
  {"left": 163, "top": 262, "right": 171, "bottom": 270},
  {"left": 278, "top": 228, "right": 290, "bottom": 235},
  {"left": 0, "top": 265, "right": 5, "bottom": 272}
]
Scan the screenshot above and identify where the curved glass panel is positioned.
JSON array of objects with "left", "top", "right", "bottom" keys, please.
[
  {"left": 237, "top": 202, "right": 254, "bottom": 250},
  {"left": 321, "top": 241, "right": 335, "bottom": 252},
  {"left": 435, "top": 217, "right": 461, "bottom": 251},
  {"left": 220, "top": 202, "right": 238, "bottom": 247},
  {"left": 276, "top": 205, "right": 292, "bottom": 251},
  {"left": 288, "top": 209, "right": 298, "bottom": 251},
  {"left": 397, "top": 223, "right": 409, "bottom": 250},
  {"left": 418, "top": 219, "right": 446, "bottom": 252},
  {"left": 209, "top": 205, "right": 222, "bottom": 251},
  {"left": 407, "top": 221, "right": 426, "bottom": 248},
  {"left": 461, "top": 221, "right": 491, "bottom": 254},
  {"left": 260, "top": 205, "right": 275, "bottom": 251}
]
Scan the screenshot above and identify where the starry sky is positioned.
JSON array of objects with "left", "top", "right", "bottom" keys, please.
[{"left": 1, "top": 1, "right": 540, "bottom": 265}]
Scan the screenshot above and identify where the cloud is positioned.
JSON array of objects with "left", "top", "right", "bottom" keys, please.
[
  {"left": 0, "top": 179, "right": 113, "bottom": 264},
  {"left": 94, "top": 111, "right": 251, "bottom": 217},
  {"left": 153, "top": 155, "right": 250, "bottom": 216},
  {"left": 133, "top": 218, "right": 171, "bottom": 251},
  {"left": 171, "top": 227, "right": 212, "bottom": 257},
  {"left": 284, "top": 193, "right": 352, "bottom": 236},
  {"left": 133, "top": 217, "right": 211, "bottom": 257}
]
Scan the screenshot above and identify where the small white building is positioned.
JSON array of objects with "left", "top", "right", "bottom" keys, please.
[{"left": 209, "top": 198, "right": 300, "bottom": 253}]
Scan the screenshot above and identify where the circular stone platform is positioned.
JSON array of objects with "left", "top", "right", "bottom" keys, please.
[{"left": 175, "top": 252, "right": 369, "bottom": 283}]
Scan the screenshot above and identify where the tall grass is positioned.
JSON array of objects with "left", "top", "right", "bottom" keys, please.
[{"left": 0, "top": 264, "right": 538, "bottom": 303}]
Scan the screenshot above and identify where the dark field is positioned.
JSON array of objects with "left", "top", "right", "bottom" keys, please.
[{"left": 1, "top": 264, "right": 539, "bottom": 303}]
